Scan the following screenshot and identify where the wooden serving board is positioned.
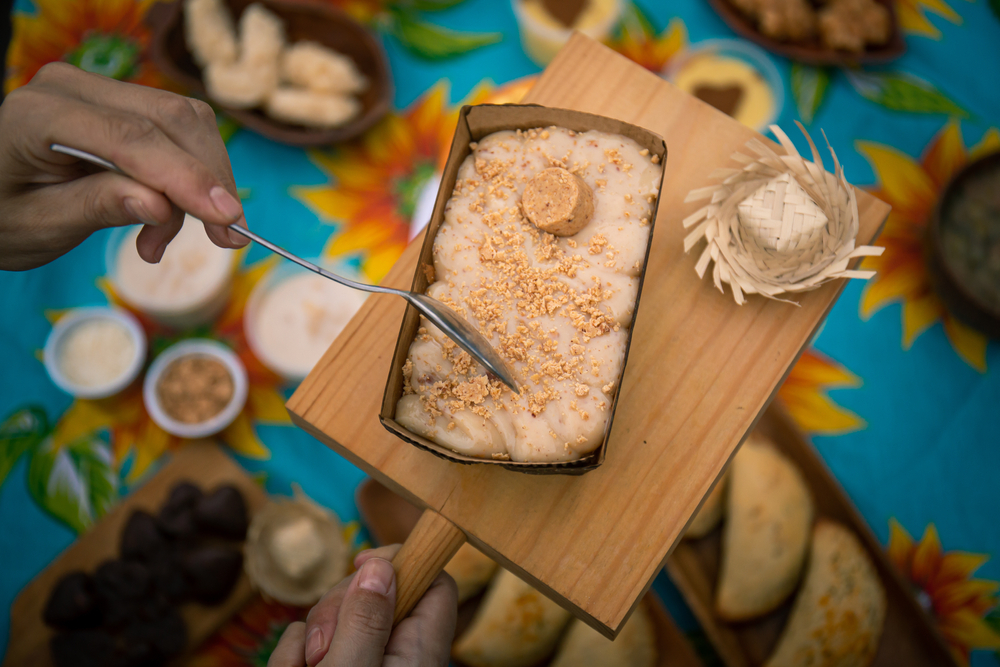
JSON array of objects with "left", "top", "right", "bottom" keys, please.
[
  {"left": 3, "top": 442, "right": 268, "bottom": 667},
  {"left": 287, "top": 33, "right": 890, "bottom": 639},
  {"left": 355, "top": 479, "right": 705, "bottom": 667},
  {"left": 665, "top": 404, "right": 957, "bottom": 667}
]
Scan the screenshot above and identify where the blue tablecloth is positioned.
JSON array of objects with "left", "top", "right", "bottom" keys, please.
[{"left": 2, "top": 0, "right": 999, "bottom": 664}]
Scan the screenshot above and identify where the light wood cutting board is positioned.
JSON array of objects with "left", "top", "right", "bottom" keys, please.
[
  {"left": 3, "top": 441, "right": 268, "bottom": 667},
  {"left": 287, "top": 33, "right": 890, "bottom": 640}
]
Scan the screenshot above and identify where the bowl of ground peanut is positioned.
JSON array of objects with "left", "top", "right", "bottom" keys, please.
[{"left": 144, "top": 339, "right": 249, "bottom": 438}]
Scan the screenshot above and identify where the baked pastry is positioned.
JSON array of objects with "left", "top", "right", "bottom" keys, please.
[
  {"left": 818, "top": 0, "right": 891, "bottom": 52},
  {"left": 452, "top": 568, "right": 572, "bottom": 667},
  {"left": 445, "top": 543, "right": 498, "bottom": 603},
  {"left": 685, "top": 468, "right": 729, "bottom": 539},
  {"left": 715, "top": 433, "right": 813, "bottom": 620},
  {"left": 550, "top": 602, "right": 657, "bottom": 667},
  {"left": 396, "top": 127, "right": 662, "bottom": 462},
  {"left": 766, "top": 520, "right": 887, "bottom": 667}
]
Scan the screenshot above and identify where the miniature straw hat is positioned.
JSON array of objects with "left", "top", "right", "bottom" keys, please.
[{"left": 682, "top": 122, "right": 884, "bottom": 305}]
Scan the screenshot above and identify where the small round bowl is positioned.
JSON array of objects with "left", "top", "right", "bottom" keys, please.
[
  {"left": 146, "top": 0, "right": 393, "bottom": 147},
  {"left": 105, "top": 223, "right": 237, "bottom": 330},
  {"left": 143, "top": 339, "right": 249, "bottom": 439},
  {"left": 244, "top": 258, "right": 368, "bottom": 383},
  {"left": 664, "top": 38, "right": 784, "bottom": 134},
  {"left": 510, "top": 0, "right": 623, "bottom": 67},
  {"left": 925, "top": 152, "right": 1000, "bottom": 338},
  {"left": 44, "top": 307, "right": 147, "bottom": 400}
]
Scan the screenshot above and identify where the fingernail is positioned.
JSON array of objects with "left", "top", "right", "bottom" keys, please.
[
  {"left": 305, "top": 627, "right": 324, "bottom": 664},
  {"left": 227, "top": 222, "right": 250, "bottom": 247},
  {"left": 151, "top": 239, "right": 168, "bottom": 264},
  {"left": 123, "top": 197, "right": 157, "bottom": 225},
  {"left": 210, "top": 186, "right": 243, "bottom": 220},
  {"left": 357, "top": 558, "right": 394, "bottom": 596}
]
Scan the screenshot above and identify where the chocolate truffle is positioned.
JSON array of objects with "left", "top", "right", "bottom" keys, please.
[
  {"left": 156, "top": 482, "right": 203, "bottom": 540},
  {"left": 178, "top": 545, "right": 244, "bottom": 604},
  {"left": 43, "top": 571, "right": 103, "bottom": 630},
  {"left": 194, "top": 484, "right": 249, "bottom": 540},
  {"left": 50, "top": 629, "right": 116, "bottom": 667},
  {"left": 121, "top": 510, "right": 167, "bottom": 561}
]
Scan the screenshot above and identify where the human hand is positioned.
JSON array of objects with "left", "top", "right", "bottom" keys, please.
[
  {"left": 268, "top": 545, "right": 458, "bottom": 667},
  {"left": 0, "top": 62, "right": 249, "bottom": 271}
]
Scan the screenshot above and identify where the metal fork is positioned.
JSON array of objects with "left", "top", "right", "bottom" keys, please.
[{"left": 50, "top": 143, "right": 520, "bottom": 393}]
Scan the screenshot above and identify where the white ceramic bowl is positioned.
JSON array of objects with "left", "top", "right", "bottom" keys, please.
[
  {"left": 663, "top": 38, "right": 785, "bottom": 133},
  {"left": 511, "top": 0, "right": 623, "bottom": 67},
  {"left": 105, "top": 220, "right": 237, "bottom": 330},
  {"left": 244, "top": 258, "right": 368, "bottom": 383},
  {"left": 43, "top": 307, "right": 147, "bottom": 400},
  {"left": 143, "top": 339, "right": 248, "bottom": 438}
]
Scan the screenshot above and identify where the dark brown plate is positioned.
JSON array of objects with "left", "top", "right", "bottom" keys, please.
[
  {"left": 665, "top": 404, "right": 958, "bottom": 667},
  {"left": 926, "top": 152, "right": 1000, "bottom": 338},
  {"left": 355, "top": 479, "right": 706, "bottom": 667},
  {"left": 146, "top": 0, "right": 392, "bottom": 147},
  {"left": 705, "top": 0, "right": 906, "bottom": 66}
]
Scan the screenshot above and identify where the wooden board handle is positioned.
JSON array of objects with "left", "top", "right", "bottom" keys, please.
[{"left": 391, "top": 508, "right": 466, "bottom": 626}]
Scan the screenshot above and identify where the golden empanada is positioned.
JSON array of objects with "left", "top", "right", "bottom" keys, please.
[
  {"left": 716, "top": 433, "right": 813, "bottom": 620},
  {"left": 550, "top": 601, "right": 656, "bottom": 667},
  {"left": 452, "top": 568, "right": 572, "bottom": 667},
  {"left": 445, "top": 543, "right": 498, "bottom": 603},
  {"left": 766, "top": 520, "right": 886, "bottom": 667}
]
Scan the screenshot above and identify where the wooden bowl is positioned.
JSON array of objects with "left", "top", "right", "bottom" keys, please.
[
  {"left": 925, "top": 152, "right": 1000, "bottom": 338},
  {"left": 146, "top": 0, "right": 392, "bottom": 147},
  {"left": 705, "top": 0, "right": 905, "bottom": 66}
]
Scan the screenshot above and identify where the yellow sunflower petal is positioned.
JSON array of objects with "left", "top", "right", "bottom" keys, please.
[
  {"left": 859, "top": 262, "right": 927, "bottom": 319},
  {"left": 786, "top": 350, "right": 862, "bottom": 388},
  {"left": 943, "top": 317, "right": 988, "bottom": 372},
  {"left": 913, "top": 0, "right": 963, "bottom": 22},
  {"left": 51, "top": 398, "right": 133, "bottom": 450},
  {"left": 935, "top": 579, "right": 1000, "bottom": 617},
  {"left": 902, "top": 292, "right": 946, "bottom": 349},
  {"left": 777, "top": 385, "right": 866, "bottom": 435},
  {"left": 219, "top": 412, "right": 270, "bottom": 459},
  {"left": 937, "top": 551, "right": 991, "bottom": 584},
  {"left": 913, "top": 524, "right": 943, "bottom": 585},
  {"left": 938, "top": 609, "right": 1000, "bottom": 651},
  {"left": 970, "top": 129, "right": 1000, "bottom": 160},
  {"left": 887, "top": 518, "right": 916, "bottom": 573},
  {"left": 922, "top": 122, "right": 967, "bottom": 189},
  {"left": 248, "top": 385, "right": 291, "bottom": 425},
  {"left": 895, "top": 0, "right": 943, "bottom": 37},
  {"left": 127, "top": 420, "right": 173, "bottom": 482},
  {"left": 856, "top": 141, "right": 938, "bottom": 217}
]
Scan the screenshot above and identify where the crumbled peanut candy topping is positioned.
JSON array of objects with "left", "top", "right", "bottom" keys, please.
[{"left": 401, "top": 126, "right": 661, "bottom": 457}]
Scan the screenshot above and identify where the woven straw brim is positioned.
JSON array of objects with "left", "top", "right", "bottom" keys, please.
[{"left": 682, "top": 122, "right": 884, "bottom": 305}]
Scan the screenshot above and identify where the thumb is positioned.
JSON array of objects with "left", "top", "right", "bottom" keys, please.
[{"left": 321, "top": 558, "right": 397, "bottom": 667}]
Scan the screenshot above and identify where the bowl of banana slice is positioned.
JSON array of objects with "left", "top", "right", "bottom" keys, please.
[{"left": 148, "top": 0, "right": 392, "bottom": 146}]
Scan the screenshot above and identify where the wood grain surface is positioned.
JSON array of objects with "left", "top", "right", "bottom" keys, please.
[
  {"left": 355, "top": 479, "right": 705, "bottom": 667},
  {"left": 287, "top": 33, "right": 890, "bottom": 638},
  {"left": 3, "top": 441, "right": 269, "bottom": 667},
  {"left": 665, "top": 404, "right": 958, "bottom": 667}
]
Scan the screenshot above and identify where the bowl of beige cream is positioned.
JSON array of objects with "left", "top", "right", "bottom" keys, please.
[{"left": 44, "top": 307, "right": 147, "bottom": 400}]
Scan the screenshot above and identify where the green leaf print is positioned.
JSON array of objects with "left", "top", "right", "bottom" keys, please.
[
  {"left": 790, "top": 64, "right": 831, "bottom": 124},
  {"left": 845, "top": 70, "right": 969, "bottom": 117},
  {"left": 0, "top": 406, "right": 48, "bottom": 490},
  {"left": 389, "top": 7, "right": 501, "bottom": 59},
  {"left": 27, "top": 433, "right": 118, "bottom": 534}
]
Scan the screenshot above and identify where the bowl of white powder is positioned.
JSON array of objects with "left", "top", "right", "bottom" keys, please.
[{"left": 44, "top": 307, "right": 147, "bottom": 399}]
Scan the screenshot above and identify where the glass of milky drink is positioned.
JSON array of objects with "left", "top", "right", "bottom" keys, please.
[
  {"left": 245, "top": 259, "right": 368, "bottom": 383},
  {"left": 107, "top": 215, "right": 238, "bottom": 329},
  {"left": 388, "top": 115, "right": 665, "bottom": 467}
]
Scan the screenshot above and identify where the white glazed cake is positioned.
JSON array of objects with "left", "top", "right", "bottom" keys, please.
[{"left": 396, "top": 126, "right": 661, "bottom": 462}]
